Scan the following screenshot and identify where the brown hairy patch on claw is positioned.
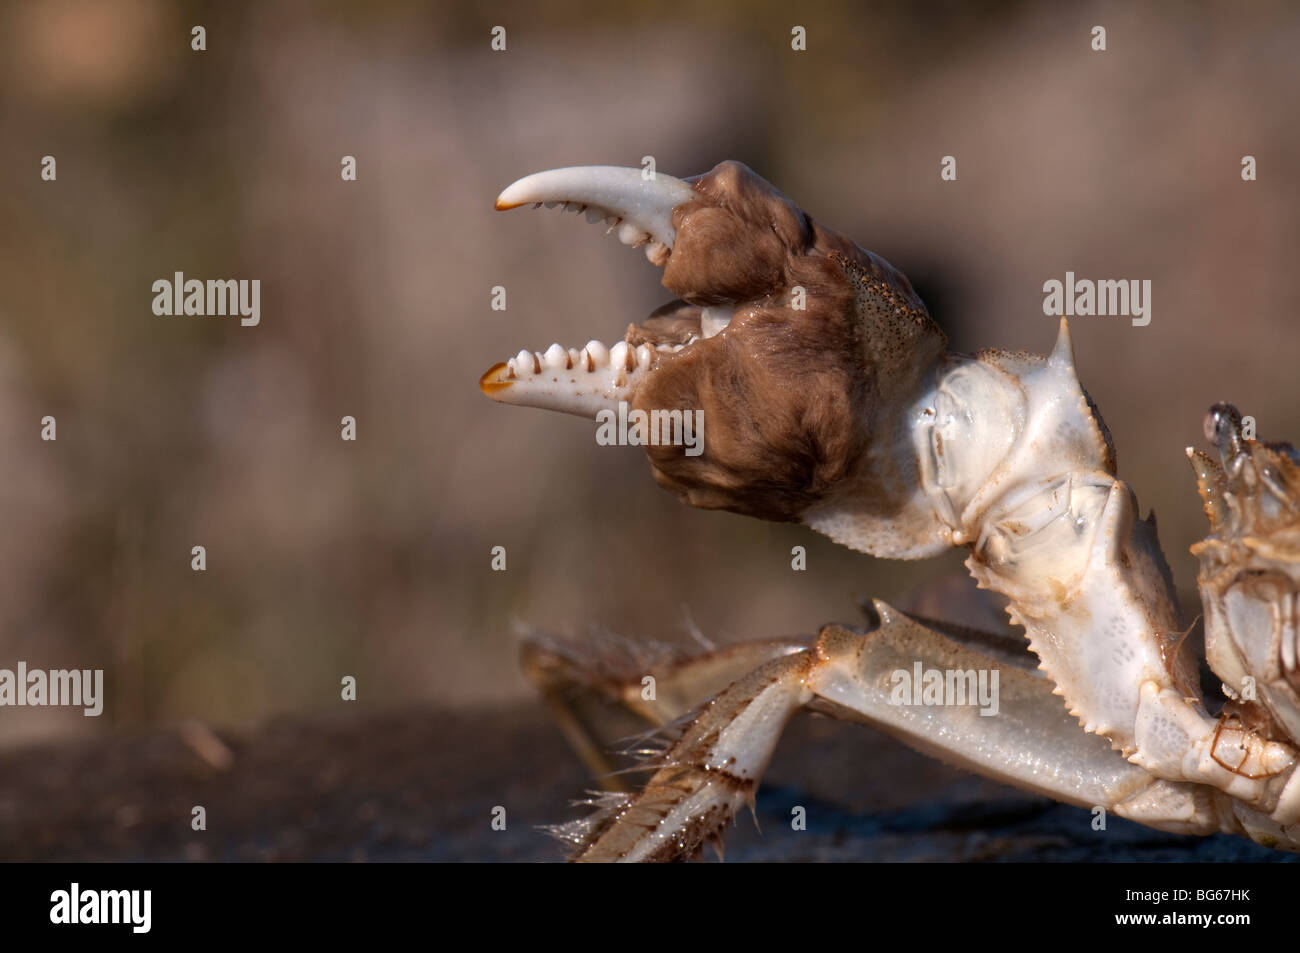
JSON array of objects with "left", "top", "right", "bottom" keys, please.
[{"left": 632, "top": 160, "right": 947, "bottom": 531}]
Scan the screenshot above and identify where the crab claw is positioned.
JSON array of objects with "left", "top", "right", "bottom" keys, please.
[
  {"left": 482, "top": 167, "right": 701, "bottom": 418},
  {"left": 495, "top": 166, "right": 697, "bottom": 265},
  {"left": 479, "top": 338, "right": 663, "bottom": 418},
  {"left": 481, "top": 160, "right": 949, "bottom": 556}
]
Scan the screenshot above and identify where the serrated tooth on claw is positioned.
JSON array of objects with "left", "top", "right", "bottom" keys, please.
[
  {"left": 617, "top": 222, "right": 650, "bottom": 246},
  {"left": 543, "top": 343, "right": 568, "bottom": 370},
  {"left": 610, "top": 341, "right": 633, "bottom": 372},
  {"left": 495, "top": 166, "right": 697, "bottom": 250}
]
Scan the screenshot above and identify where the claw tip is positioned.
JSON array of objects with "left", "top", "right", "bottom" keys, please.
[{"left": 480, "top": 363, "right": 513, "bottom": 395}]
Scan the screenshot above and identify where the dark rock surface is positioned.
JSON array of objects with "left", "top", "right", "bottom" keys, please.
[{"left": 0, "top": 704, "right": 1290, "bottom": 863}]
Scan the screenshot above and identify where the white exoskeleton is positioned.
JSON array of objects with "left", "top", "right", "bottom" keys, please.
[{"left": 481, "top": 161, "right": 1300, "bottom": 859}]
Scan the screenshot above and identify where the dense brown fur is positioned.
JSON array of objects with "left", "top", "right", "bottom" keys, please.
[{"left": 627, "top": 161, "right": 946, "bottom": 527}]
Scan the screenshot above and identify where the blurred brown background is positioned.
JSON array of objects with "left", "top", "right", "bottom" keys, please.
[{"left": 0, "top": 0, "right": 1297, "bottom": 756}]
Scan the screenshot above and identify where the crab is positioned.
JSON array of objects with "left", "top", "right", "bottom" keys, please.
[{"left": 479, "top": 161, "right": 1300, "bottom": 861}]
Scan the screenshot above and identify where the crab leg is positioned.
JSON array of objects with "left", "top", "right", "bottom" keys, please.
[
  {"left": 808, "top": 604, "right": 1246, "bottom": 838},
  {"left": 573, "top": 649, "right": 815, "bottom": 862},
  {"left": 520, "top": 629, "right": 812, "bottom": 786},
  {"left": 565, "top": 603, "right": 1270, "bottom": 861},
  {"left": 522, "top": 629, "right": 814, "bottom": 727}
]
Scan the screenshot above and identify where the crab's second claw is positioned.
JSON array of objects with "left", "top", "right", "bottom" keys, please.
[
  {"left": 479, "top": 340, "right": 660, "bottom": 418},
  {"left": 495, "top": 166, "right": 697, "bottom": 266}
]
